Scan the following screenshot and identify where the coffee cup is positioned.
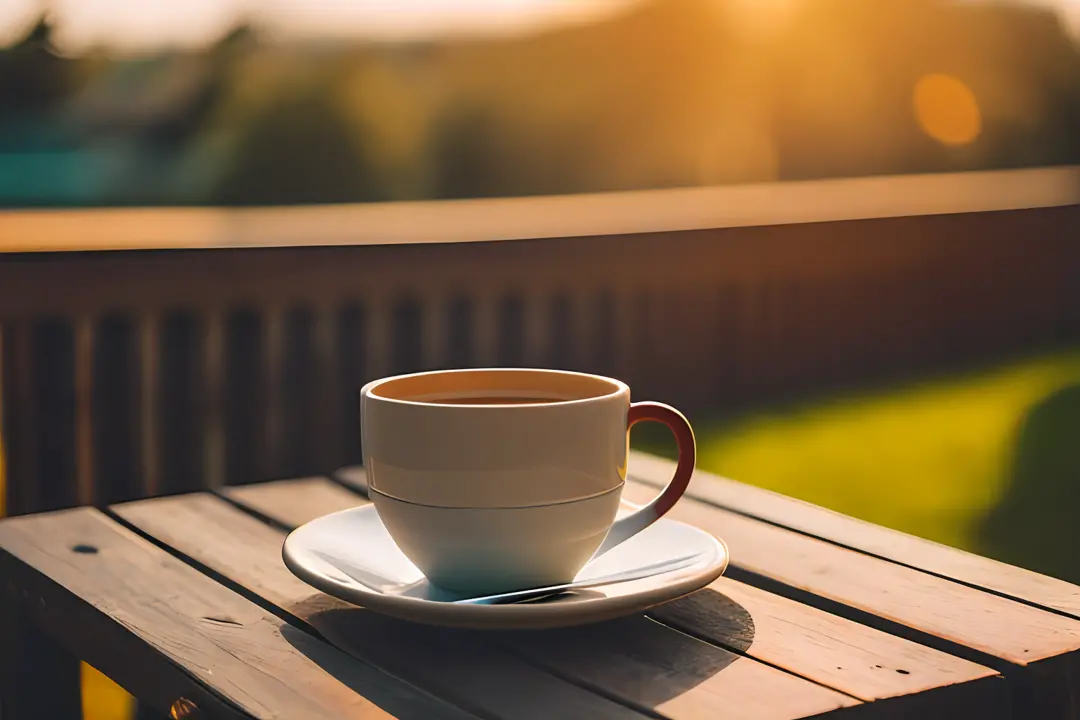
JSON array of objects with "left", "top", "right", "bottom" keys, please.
[{"left": 360, "top": 368, "right": 694, "bottom": 595}]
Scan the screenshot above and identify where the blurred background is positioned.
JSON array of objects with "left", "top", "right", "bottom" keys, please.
[
  {"left": 2, "top": 0, "right": 1080, "bottom": 205},
  {"left": 0, "top": 2, "right": 1079, "bottom": 716}
]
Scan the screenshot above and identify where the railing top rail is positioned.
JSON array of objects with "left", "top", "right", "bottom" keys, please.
[{"left": 1, "top": 166, "right": 1078, "bottom": 254}]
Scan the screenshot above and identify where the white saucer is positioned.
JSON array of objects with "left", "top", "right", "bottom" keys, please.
[{"left": 282, "top": 504, "right": 729, "bottom": 629}]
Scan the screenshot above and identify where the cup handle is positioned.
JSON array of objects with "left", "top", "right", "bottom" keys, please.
[{"left": 593, "top": 401, "right": 696, "bottom": 557}]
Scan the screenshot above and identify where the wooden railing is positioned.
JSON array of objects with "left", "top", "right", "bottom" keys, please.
[{"left": 1, "top": 167, "right": 1078, "bottom": 516}]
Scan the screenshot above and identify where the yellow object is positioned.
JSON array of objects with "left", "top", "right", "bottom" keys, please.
[{"left": 82, "top": 663, "right": 135, "bottom": 720}]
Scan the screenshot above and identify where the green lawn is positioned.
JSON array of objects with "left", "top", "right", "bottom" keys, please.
[{"left": 639, "top": 348, "right": 1080, "bottom": 563}]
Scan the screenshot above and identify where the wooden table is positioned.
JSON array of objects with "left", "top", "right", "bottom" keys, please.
[{"left": 4, "top": 450, "right": 1080, "bottom": 719}]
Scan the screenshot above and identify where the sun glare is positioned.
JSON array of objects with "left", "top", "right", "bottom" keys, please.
[
  {"left": 913, "top": 73, "right": 983, "bottom": 146},
  {"left": 724, "top": 0, "right": 802, "bottom": 36}
]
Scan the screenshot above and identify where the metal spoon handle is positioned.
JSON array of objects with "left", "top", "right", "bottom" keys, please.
[{"left": 452, "top": 553, "right": 701, "bottom": 605}]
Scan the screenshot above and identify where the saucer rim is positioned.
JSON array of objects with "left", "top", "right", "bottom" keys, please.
[{"left": 282, "top": 504, "right": 729, "bottom": 629}]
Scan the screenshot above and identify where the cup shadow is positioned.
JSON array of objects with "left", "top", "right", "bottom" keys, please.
[
  {"left": 648, "top": 588, "right": 757, "bottom": 654},
  {"left": 281, "top": 587, "right": 756, "bottom": 714},
  {"left": 277, "top": 616, "right": 462, "bottom": 720}
]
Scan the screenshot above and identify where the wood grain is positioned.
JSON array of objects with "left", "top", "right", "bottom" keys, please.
[
  {"left": 116, "top": 488, "right": 864, "bottom": 720},
  {"left": 222, "top": 476, "right": 363, "bottom": 529},
  {"left": 0, "top": 507, "right": 473, "bottom": 720},
  {"left": 115, "top": 492, "right": 650, "bottom": 720},
  {"left": 501, "top": 616, "right": 859, "bottom": 720},
  {"left": 628, "top": 451, "right": 1080, "bottom": 620},
  {"left": 650, "top": 578, "right": 1003, "bottom": 710},
  {"left": 333, "top": 466, "right": 1005, "bottom": 716},
  {"left": 620, "top": 478, "right": 1080, "bottom": 717}
]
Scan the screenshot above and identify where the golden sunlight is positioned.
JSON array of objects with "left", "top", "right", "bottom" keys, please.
[
  {"left": 724, "top": 0, "right": 803, "bottom": 36},
  {"left": 913, "top": 73, "right": 983, "bottom": 146}
]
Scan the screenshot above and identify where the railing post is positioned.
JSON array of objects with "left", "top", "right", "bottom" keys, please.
[
  {"left": 312, "top": 304, "right": 341, "bottom": 472},
  {"left": 365, "top": 296, "right": 391, "bottom": 380},
  {"left": 202, "top": 312, "right": 225, "bottom": 491},
  {"left": 612, "top": 284, "right": 635, "bottom": 385},
  {"left": 138, "top": 316, "right": 160, "bottom": 499},
  {"left": 523, "top": 288, "right": 548, "bottom": 368},
  {"left": 421, "top": 291, "right": 446, "bottom": 371},
  {"left": 473, "top": 291, "right": 497, "bottom": 368},
  {"left": 73, "top": 318, "right": 95, "bottom": 507},
  {"left": 260, "top": 308, "right": 284, "bottom": 481}
]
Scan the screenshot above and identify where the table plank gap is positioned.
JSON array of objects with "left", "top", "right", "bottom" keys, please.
[
  {"left": 332, "top": 465, "right": 370, "bottom": 495},
  {"left": 620, "top": 478, "right": 1080, "bottom": 718},
  {"left": 646, "top": 613, "right": 1010, "bottom": 720},
  {"left": 223, "top": 476, "right": 367, "bottom": 529},
  {"left": 725, "top": 563, "right": 1010, "bottom": 672},
  {"left": 644, "top": 613, "right": 866, "bottom": 701},
  {"left": 644, "top": 475, "right": 1080, "bottom": 625},
  {"left": 114, "top": 491, "right": 658, "bottom": 720},
  {"left": 0, "top": 507, "right": 474, "bottom": 720},
  {"left": 329, "top": 464, "right": 1009, "bottom": 717},
  {"left": 493, "top": 617, "right": 865, "bottom": 720},
  {"left": 628, "top": 451, "right": 1080, "bottom": 620},
  {"left": 232, "top": 478, "right": 950, "bottom": 717},
  {"left": 101, "top": 504, "right": 321, "bottom": 637},
  {"left": 117, "top": 486, "right": 867, "bottom": 720},
  {"left": 488, "top": 639, "right": 670, "bottom": 720},
  {"left": 646, "top": 576, "right": 1003, "bottom": 706}
]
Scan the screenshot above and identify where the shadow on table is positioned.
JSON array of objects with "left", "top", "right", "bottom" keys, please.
[
  {"left": 979, "top": 383, "right": 1080, "bottom": 583},
  {"left": 284, "top": 588, "right": 755, "bottom": 714},
  {"left": 277, "top": 619, "right": 464, "bottom": 719}
]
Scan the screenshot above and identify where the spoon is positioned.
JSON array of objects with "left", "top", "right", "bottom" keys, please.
[
  {"left": 312, "top": 549, "right": 701, "bottom": 604},
  {"left": 452, "top": 552, "right": 702, "bottom": 605}
]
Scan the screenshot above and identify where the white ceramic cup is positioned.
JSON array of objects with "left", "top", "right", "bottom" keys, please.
[{"left": 360, "top": 368, "right": 695, "bottom": 594}]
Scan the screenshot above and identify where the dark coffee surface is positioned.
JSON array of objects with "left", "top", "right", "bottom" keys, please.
[{"left": 422, "top": 395, "right": 561, "bottom": 405}]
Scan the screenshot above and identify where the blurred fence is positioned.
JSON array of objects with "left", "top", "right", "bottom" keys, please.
[{"left": 1, "top": 167, "right": 1078, "bottom": 515}]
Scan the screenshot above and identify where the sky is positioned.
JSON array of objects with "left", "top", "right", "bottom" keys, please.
[
  {"left": 0, "top": 0, "right": 1078, "bottom": 54},
  {"left": 0, "top": 0, "right": 635, "bottom": 52}
]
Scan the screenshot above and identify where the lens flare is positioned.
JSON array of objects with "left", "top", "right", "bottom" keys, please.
[{"left": 913, "top": 73, "right": 982, "bottom": 146}]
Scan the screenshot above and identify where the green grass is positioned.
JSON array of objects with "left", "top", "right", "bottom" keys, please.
[{"left": 637, "top": 349, "right": 1080, "bottom": 557}]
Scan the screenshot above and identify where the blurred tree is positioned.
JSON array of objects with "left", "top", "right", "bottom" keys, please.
[
  {"left": 3, "top": 0, "right": 1080, "bottom": 207},
  {"left": 144, "top": 24, "right": 258, "bottom": 152},
  {"left": 212, "top": 86, "right": 385, "bottom": 205},
  {"left": 0, "top": 14, "right": 71, "bottom": 124},
  {"left": 430, "top": 104, "right": 508, "bottom": 199}
]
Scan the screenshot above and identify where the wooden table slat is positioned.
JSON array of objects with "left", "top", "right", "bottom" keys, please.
[
  {"left": 618, "top": 480, "right": 1080, "bottom": 718},
  {"left": 115, "top": 491, "right": 654, "bottom": 720},
  {"left": 0, "top": 507, "right": 473, "bottom": 720},
  {"left": 115, "top": 489, "right": 865, "bottom": 720},
  {"left": 340, "top": 461, "right": 1080, "bottom": 714},
  {"left": 331, "top": 465, "right": 1004, "bottom": 711},
  {"left": 250, "top": 474, "right": 1019, "bottom": 716},
  {"left": 628, "top": 451, "right": 1080, "bottom": 619},
  {"left": 223, "top": 476, "right": 365, "bottom": 529},
  {"left": 650, "top": 578, "right": 1002, "bottom": 705}
]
